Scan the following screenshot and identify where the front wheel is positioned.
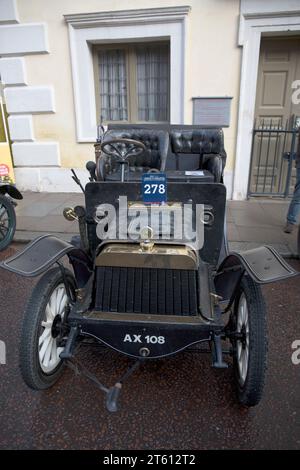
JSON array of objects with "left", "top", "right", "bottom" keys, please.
[
  {"left": 19, "top": 267, "right": 76, "bottom": 390},
  {"left": 0, "top": 194, "right": 16, "bottom": 251},
  {"left": 230, "top": 275, "right": 268, "bottom": 407}
]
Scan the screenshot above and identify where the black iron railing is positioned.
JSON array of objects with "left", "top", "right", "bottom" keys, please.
[{"left": 247, "top": 120, "right": 299, "bottom": 198}]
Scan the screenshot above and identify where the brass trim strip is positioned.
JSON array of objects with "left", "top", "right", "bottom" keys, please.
[
  {"left": 95, "top": 243, "right": 198, "bottom": 270},
  {"left": 84, "top": 311, "right": 211, "bottom": 325}
]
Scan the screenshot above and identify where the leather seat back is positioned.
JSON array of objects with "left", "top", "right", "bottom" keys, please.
[
  {"left": 169, "top": 129, "right": 226, "bottom": 180},
  {"left": 170, "top": 128, "right": 226, "bottom": 160},
  {"left": 103, "top": 129, "right": 169, "bottom": 171}
]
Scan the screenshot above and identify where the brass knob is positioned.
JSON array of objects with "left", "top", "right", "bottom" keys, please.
[
  {"left": 140, "top": 239, "right": 154, "bottom": 252},
  {"left": 63, "top": 207, "right": 78, "bottom": 221}
]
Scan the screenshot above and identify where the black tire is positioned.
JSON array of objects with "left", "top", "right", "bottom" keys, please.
[
  {"left": 0, "top": 194, "right": 16, "bottom": 251},
  {"left": 19, "top": 267, "right": 76, "bottom": 390},
  {"left": 231, "top": 275, "right": 268, "bottom": 407}
]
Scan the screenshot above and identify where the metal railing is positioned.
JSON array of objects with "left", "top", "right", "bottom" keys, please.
[{"left": 247, "top": 120, "right": 299, "bottom": 198}]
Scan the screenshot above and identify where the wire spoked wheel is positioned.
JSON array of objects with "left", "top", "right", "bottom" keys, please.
[
  {"left": 236, "top": 293, "right": 249, "bottom": 386},
  {"left": 0, "top": 194, "right": 16, "bottom": 251},
  {"left": 39, "top": 283, "right": 69, "bottom": 374},
  {"left": 230, "top": 275, "right": 268, "bottom": 407},
  {"left": 20, "top": 267, "right": 76, "bottom": 390}
]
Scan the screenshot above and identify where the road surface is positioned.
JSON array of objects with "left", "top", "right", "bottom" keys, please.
[{"left": 0, "top": 244, "right": 299, "bottom": 449}]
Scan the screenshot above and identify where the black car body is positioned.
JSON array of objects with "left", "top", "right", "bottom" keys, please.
[{"left": 1, "top": 125, "right": 297, "bottom": 411}]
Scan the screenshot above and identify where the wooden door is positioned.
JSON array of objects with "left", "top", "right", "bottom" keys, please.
[{"left": 250, "top": 37, "right": 300, "bottom": 195}]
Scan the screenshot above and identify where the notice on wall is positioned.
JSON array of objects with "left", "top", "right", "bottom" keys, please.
[{"left": 192, "top": 97, "right": 232, "bottom": 127}]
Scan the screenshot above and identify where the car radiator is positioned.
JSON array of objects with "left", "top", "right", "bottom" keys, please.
[{"left": 95, "top": 266, "right": 198, "bottom": 316}]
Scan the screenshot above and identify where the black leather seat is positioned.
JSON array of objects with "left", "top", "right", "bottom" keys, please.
[
  {"left": 97, "top": 128, "right": 169, "bottom": 181},
  {"left": 169, "top": 129, "right": 226, "bottom": 182}
]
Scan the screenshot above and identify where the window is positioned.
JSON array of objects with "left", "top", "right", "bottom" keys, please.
[{"left": 94, "top": 43, "right": 170, "bottom": 123}]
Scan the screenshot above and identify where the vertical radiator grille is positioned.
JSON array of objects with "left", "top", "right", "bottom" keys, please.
[{"left": 95, "top": 267, "right": 198, "bottom": 316}]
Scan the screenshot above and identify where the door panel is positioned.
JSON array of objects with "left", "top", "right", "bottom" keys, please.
[
  {"left": 250, "top": 38, "right": 300, "bottom": 195},
  {"left": 261, "top": 71, "right": 288, "bottom": 107},
  {"left": 255, "top": 39, "right": 298, "bottom": 123}
]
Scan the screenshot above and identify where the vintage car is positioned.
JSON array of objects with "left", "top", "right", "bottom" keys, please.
[
  {"left": 0, "top": 124, "right": 297, "bottom": 412},
  {"left": 0, "top": 182, "right": 22, "bottom": 251}
]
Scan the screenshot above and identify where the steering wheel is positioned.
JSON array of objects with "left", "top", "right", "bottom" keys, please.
[
  {"left": 101, "top": 138, "right": 146, "bottom": 161},
  {"left": 100, "top": 138, "right": 146, "bottom": 182}
]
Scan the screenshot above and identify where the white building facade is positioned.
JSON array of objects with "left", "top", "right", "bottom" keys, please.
[{"left": 0, "top": 0, "right": 300, "bottom": 199}]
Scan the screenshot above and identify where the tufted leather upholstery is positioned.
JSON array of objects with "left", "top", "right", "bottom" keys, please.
[
  {"left": 170, "top": 129, "right": 224, "bottom": 154},
  {"left": 98, "top": 129, "right": 169, "bottom": 180},
  {"left": 169, "top": 129, "right": 226, "bottom": 182},
  {"left": 97, "top": 126, "right": 227, "bottom": 182}
]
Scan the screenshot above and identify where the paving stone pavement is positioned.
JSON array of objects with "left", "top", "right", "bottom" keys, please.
[{"left": 13, "top": 192, "right": 299, "bottom": 256}]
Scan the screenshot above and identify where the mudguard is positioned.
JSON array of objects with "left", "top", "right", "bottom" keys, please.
[
  {"left": 0, "top": 234, "right": 92, "bottom": 282},
  {"left": 214, "top": 245, "right": 298, "bottom": 302},
  {"left": 0, "top": 184, "right": 23, "bottom": 200}
]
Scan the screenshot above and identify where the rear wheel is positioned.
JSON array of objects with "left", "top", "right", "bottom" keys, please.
[
  {"left": 230, "top": 275, "right": 268, "bottom": 406},
  {"left": 0, "top": 194, "right": 16, "bottom": 251},
  {"left": 20, "top": 267, "right": 76, "bottom": 390}
]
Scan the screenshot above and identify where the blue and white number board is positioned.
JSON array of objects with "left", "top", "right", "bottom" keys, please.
[{"left": 142, "top": 173, "right": 167, "bottom": 204}]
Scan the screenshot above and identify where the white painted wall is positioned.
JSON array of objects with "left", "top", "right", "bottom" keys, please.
[
  {"left": 14, "top": 167, "right": 90, "bottom": 192},
  {"left": 8, "top": 115, "right": 34, "bottom": 141},
  {"left": 4, "top": 86, "right": 55, "bottom": 114},
  {"left": 5, "top": 0, "right": 299, "bottom": 197},
  {"left": 0, "top": 57, "right": 27, "bottom": 85},
  {"left": 0, "top": 0, "right": 59, "bottom": 191},
  {"left": 241, "top": 0, "right": 300, "bottom": 15},
  {"left": 3, "top": 0, "right": 239, "bottom": 194},
  {"left": 12, "top": 142, "right": 60, "bottom": 166},
  {"left": 0, "top": 23, "right": 49, "bottom": 55},
  {"left": 0, "top": 0, "right": 19, "bottom": 24}
]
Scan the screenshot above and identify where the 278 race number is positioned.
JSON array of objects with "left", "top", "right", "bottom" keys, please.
[
  {"left": 143, "top": 183, "right": 166, "bottom": 195},
  {"left": 142, "top": 173, "right": 167, "bottom": 204}
]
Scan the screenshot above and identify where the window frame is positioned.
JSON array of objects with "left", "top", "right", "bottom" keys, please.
[{"left": 93, "top": 41, "right": 170, "bottom": 125}]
